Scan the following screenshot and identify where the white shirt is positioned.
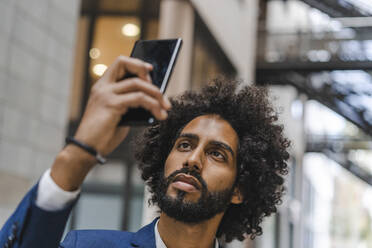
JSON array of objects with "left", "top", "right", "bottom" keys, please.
[
  {"left": 36, "top": 169, "right": 80, "bottom": 211},
  {"left": 36, "top": 169, "right": 219, "bottom": 248}
]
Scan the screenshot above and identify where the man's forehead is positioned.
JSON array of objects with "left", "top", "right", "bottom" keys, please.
[{"left": 178, "top": 115, "right": 238, "bottom": 150}]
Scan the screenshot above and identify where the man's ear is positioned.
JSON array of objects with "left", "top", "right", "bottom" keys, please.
[{"left": 230, "top": 187, "right": 243, "bottom": 204}]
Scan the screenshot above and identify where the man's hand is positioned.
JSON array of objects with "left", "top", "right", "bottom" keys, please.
[
  {"left": 74, "top": 56, "right": 171, "bottom": 155},
  {"left": 51, "top": 56, "right": 171, "bottom": 191}
]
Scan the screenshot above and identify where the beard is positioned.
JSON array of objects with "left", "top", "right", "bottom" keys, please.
[{"left": 153, "top": 167, "right": 234, "bottom": 224}]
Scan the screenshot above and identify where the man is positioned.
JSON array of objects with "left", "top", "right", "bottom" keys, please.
[{"left": 0, "top": 56, "right": 290, "bottom": 248}]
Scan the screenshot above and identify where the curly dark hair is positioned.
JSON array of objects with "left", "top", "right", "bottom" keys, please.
[{"left": 135, "top": 78, "right": 290, "bottom": 242}]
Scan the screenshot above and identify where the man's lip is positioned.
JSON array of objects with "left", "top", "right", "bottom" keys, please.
[{"left": 173, "top": 174, "right": 201, "bottom": 190}]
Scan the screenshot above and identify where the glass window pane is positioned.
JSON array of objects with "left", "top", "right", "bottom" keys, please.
[
  {"left": 75, "top": 194, "right": 123, "bottom": 230},
  {"left": 85, "top": 161, "right": 125, "bottom": 185},
  {"left": 128, "top": 192, "right": 144, "bottom": 232},
  {"left": 303, "top": 152, "right": 372, "bottom": 248},
  {"left": 90, "top": 16, "right": 141, "bottom": 80}
]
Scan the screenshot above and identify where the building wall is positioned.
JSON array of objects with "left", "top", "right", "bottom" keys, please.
[
  {"left": 0, "top": 0, "right": 81, "bottom": 225},
  {"left": 190, "top": 0, "right": 259, "bottom": 83}
]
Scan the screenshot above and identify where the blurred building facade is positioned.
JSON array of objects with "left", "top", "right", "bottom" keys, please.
[
  {"left": 0, "top": 0, "right": 372, "bottom": 248},
  {"left": 256, "top": 1, "right": 372, "bottom": 248},
  {"left": 0, "top": 0, "right": 80, "bottom": 226}
]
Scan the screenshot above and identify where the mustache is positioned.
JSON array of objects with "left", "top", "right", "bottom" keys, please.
[{"left": 165, "top": 167, "right": 207, "bottom": 190}]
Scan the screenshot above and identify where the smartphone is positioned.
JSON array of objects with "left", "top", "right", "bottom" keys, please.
[{"left": 118, "top": 38, "right": 183, "bottom": 126}]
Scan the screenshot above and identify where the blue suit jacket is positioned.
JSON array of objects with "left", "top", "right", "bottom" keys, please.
[{"left": 0, "top": 184, "right": 157, "bottom": 248}]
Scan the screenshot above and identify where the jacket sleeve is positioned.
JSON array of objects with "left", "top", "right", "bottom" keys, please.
[
  {"left": 0, "top": 183, "right": 77, "bottom": 248},
  {"left": 59, "top": 231, "right": 77, "bottom": 248}
]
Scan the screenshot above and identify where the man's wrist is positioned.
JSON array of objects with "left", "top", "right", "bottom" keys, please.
[
  {"left": 65, "top": 137, "right": 106, "bottom": 164},
  {"left": 51, "top": 145, "right": 97, "bottom": 191},
  {"left": 59, "top": 144, "right": 98, "bottom": 166}
]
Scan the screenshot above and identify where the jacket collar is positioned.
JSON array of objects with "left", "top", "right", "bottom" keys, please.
[
  {"left": 130, "top": 218, "right": 159, "bottom": 248},
  {"left": 129, "top": 217, "right": 221, "bottom": 248}
]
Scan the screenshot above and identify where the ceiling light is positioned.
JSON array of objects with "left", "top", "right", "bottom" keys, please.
[
  {"left": 92, "top": 64, "right": 107, "bottom": 76},
  {"left": 121, "top": 23, "right": 140, "bottom": 37},
  {"left": 89, "top": 48, "right": 101, "bottom": 59}
]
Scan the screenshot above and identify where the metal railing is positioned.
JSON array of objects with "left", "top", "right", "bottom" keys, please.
[{"left": 257, "top": 29, "right": 372, "bottom": 64}]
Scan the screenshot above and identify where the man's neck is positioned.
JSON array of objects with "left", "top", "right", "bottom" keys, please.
[{"left": 157, "top": 212, "right": 223, "bottom": 248}]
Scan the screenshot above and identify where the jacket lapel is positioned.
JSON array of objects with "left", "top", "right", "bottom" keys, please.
[{"left": 129, "top": 218, "right": 158, "bottom": 248}]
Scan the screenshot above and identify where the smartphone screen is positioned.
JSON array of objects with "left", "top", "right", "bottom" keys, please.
[
  {"left": 119, "top": 39, "right": 182, "bottom": 126},
  {"left": 131, "top": 39, "right": 181, "bottom": 92}
]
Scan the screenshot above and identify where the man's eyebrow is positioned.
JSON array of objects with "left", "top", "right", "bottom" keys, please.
[
  {"left": 210, "top": 141, "right": 235, "bottom": 158},
  {"left": 178, "top": 133, "right": 235, "bottom": 158},
  {"left": 178, "top": 133, "right": 199, "bottom": 141}
]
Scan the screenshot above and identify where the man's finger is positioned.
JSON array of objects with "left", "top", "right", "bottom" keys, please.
[
  {"left": 112, "top": 78, "right": 171, "bottom": 110},
  {"left": 113, "top": 92, "right": 168, "bottom": 120},
  {"left": 103, "top": 56, "right": 152, "bottom": 83}
]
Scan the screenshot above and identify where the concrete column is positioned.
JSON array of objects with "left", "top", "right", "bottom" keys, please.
[
  {"left": 159, "top": 0, "right": 195, "bottom": 96},
  {"left": 190, "top": 0, "right": 259, "bottom": 84},
  {"left": 0, "top": 0, "right": 81, "bottom": 226},
  {"left": 242, "top": 0, "right": 259, "bottom": 84}
]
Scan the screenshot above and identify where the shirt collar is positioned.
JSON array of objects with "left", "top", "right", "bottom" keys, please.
[{"left": 154, "top": 219, "right": 219, "bottom": 248}]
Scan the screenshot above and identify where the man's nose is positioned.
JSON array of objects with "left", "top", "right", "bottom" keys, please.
[{"left": 183, "top": 147, "right": 204, "bottom": 172}]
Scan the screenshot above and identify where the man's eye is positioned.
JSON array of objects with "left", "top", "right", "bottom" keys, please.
[
  {"left": 209, "top": 150, "right": 225, "bottom": 160},
  {"left": 177, "top": 142, "right": 191, "bottom": 150}
]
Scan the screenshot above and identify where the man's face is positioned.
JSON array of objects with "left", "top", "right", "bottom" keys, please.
[{"left": 157, "top": 114, "right": 240, "bottom": 223}]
